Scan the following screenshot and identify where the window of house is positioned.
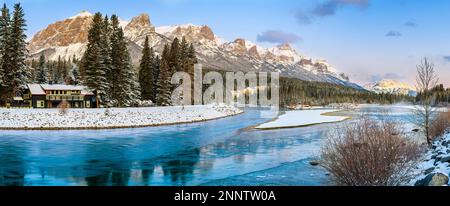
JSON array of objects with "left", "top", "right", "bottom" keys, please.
[{"left": 37, "top": 100, "right": 44, "bottom": 108}]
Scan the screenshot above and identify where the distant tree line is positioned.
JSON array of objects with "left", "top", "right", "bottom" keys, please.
[
  {"left": 280, "top": 77, "right": 414, "bottom": 107},
  {"left": 30, "top": 54, "right": 81, "bottom": 85},
  {"left": 415, "top": 84, "right": 450, "bottom": 106}
]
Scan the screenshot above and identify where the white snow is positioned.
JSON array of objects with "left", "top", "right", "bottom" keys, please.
[
  {"left": 42, "top": 43, "right": 87, "bottom": 62},
  {"left": 364, "top": 79, "right": 416, "bottom": 96},
  {"left": 255, "top": 109, "right": 350, "bottom": 129},
  {"left": 410, "top": 133, "right": 450, "bottom": 185},
  {"left": 69, "top": 11, "right": 93, "bottom": 19},
  {"left": 27, "top": 84, "right": 46, "bottom": 95},
  {"left": 0, "top": 104, "right": 242, "bottom": 130}
]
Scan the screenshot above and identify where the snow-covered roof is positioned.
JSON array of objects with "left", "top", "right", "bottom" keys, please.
[
  {"left": 27, "top": 84, "right": 94, "bottom": 95},
  {"left": 27, "top": 84, "right": 46, "bottom": 95},
  {"left": 40, "top": 84, "right": 87, "bottom": 91}
]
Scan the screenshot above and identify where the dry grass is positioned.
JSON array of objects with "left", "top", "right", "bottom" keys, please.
[
  {"left": 430, "top": 110, "right": 450, "bottom": 140},
  {"left": 320, "top": 117, "right": 423, "bottom": 186},
  {"left": 58, "top": 100, "right": 70, "bottom": 115}
]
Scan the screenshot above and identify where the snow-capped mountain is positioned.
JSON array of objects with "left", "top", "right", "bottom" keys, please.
[
  {"left": 27, "top": 11, "right": 363, "bottom": 89},
  {"left": 364, "top": 79, "right": 417, "bottom": 96}
]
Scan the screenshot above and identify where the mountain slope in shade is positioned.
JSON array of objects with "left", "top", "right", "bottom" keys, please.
[
  {"left": 27, "top": 11, "right": 363, "bottom": 89},
  {"left": 364, "top": 79, "right": 417, "bottom": 96}
]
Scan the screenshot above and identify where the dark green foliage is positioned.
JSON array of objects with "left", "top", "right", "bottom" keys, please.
[
  {"left": 156, "top": 54, "right": 172, "bottom": 106},
  {"left": 82, "top": 12, "right": 109, "bottom": 105},
  {"left": 279, "top": 77, "right": 414, "bottom": 107},
  {"left": 0, "top": 3, "right": 29, "bottom": 100},
  {"left": 110, "top": 14, "right": 140, "bottom": 107},
  {"left": 416, "top": 84, "right": 450, "bottom": 106},
  {"left": 138, "top": 36, "right": 156, "bottom": 102},
  {"left": 151, "top": 38, "right": 197, "bottom": 106},
  {"left": 34, "top": 54, "right": 48, "bottom": 84}
]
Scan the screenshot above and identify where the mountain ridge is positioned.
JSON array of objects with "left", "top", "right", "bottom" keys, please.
[
  {"left": 364, "top": 79, "right": 417, "bottom": 96},
  {"left": 27, "top": 11, "right": 363, "bottom": 90}
]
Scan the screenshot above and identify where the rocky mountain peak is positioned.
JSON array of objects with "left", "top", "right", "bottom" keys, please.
[
  {"left": 277, "top": 43, "right": 293, "bottom": 51},
  {"left": 248, "top": 46, "right": 260, "bottom": 59},
  {"left": 199, "top": 25, "right": 215, "bottom": 41},
  {"left": 234, "top": 38, "right": 246, "bottom": 47},
  {"left": 124, "top": 13, "right": 156, "bottom": 43},
  {"left": 364, "top": 79, "right": 417, "bottom": 96},
  {"left": 28, "top": 12, "right": 93, "bottom": 53},
  {"left": 125, "top": 13, "right": 153, "bottom": 30},
  {"left": 27, "top": 12, "right": 361, "bottom": 89}
]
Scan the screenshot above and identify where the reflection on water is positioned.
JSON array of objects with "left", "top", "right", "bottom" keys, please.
[{"left": 0, "top": 106, "right": 414, "bottom": 186}]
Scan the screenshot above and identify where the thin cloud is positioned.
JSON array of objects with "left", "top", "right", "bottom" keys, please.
[
  {"left": 257, "top": 30, "right": 302, "bottom": 44},
  {"left": 404, "top": 20, "right": 417, "bottom": 27},
  {"left": 443, "top": 56, "right": 450, "bottom": 62},
  {"left": 386, "top": 30, "right": 402, "bottom": 37},
  {"left": 296, "top": 0, "right": 370, "bottom": 24}
]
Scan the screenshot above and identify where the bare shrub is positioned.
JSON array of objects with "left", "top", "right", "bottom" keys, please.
[
  {"left": 58, "top": 100, "right": 70, "bottom": 115},
  {"left": 321, "top": 118, "right": 423, "bottom": 186},
  {"left": 430, "top": 110, "right": 450, "bottom": 139},
  {"left": 414, "top": 57, "right": 439, "bottom": 145}
]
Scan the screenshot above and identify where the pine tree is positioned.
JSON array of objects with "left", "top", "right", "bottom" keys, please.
[
  {"left": 55, "top": 56, "right": 62, "bottom": 83},
  {"left": 100, "top": 15, "right": 112, "bottom": 103},
  {"left": 169, "top": 37, "right": 181, "bottom": 73},
  {"left": 0, "top": 3, "right": 10, "bottom": 90},
  {"left": 152, "top": 55, "right": 161, "bottom": 102},
  {"left": 156, "top": 55, "right": 172, "bottom": 106},
  {"left": 110, "top": 14, "right": 140, "bottom": 107},
  {"left": 8, "top": 3, "right": 29, "bottom": 98},
  {"left": 138, "top": 36, "right": 155, "bottom": 102},
  {"left": 35, "top": 54, "right": 48, "bottom": 84},
  {"left": 70, "top": 63, "right": 81, "bottom": 85},
  {"left": 82, "top": 12, "right": 109, "bottom": 107}
]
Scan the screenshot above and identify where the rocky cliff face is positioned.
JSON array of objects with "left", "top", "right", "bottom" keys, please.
[
  {"left": 27, "top": 11, "right": 361, "bottom": 89},
  {"left": 28, "top": 11, "right": 93, "bottom": 60}
]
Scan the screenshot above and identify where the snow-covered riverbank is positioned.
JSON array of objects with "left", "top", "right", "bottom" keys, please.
[
  {"left": 0, "top": 104, "right": 243, "bottom": 130},
  {"left": 412, "top": 133, "right": 450, "bottom": 186},
  {"left": 255, "top": 109, "right": 350, "bottom": 130}
]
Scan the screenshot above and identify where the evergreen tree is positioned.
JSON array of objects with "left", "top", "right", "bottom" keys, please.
[
  {"left": 69, "top": 63, "right": 81, "bottom": 85},
  {"left": 156, "top": 55, "right": 172, "bottom": 106},
  {"left": 110, "top": 14, "right": 140, "bottom": 106},
  {"left": 152, "top": 55, "right": 161, "bottom": 102},
  {"left": 82, "top": 12, "right": 109, "bottom": 107},
  {"left": 0, "top": 3, "right": 10, "bottom": 90},
  {"left": 34, "top": 54, "right": 48, "bottom": 84},
  {"left": 169, "top": 37, "right": 181, "bottom": 73},
  {"left": 7, "top": 3, "right": 29, "bottom": 98},
  {"left": 55, "top": 56, "right": 63, "bottom": 83},
  {"left": 100, "top": 15, "right": 113, "bottom": 102},
  {"left": 138, "top": 36, "right": 156, "bottom": 102}
]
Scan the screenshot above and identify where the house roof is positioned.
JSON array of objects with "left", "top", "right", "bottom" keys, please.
[
  {"left": 27, "top": 84, "right": 95, "bottom": 96},
  {"left": 40, "top": 84, "right": 85, "bottom": 91},
  {"left": 27, "top": 84, "right": 46, "bottom": 95}
]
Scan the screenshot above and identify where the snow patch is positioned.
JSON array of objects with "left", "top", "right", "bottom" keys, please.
[{"left": 255, "top": 109, "right": 349, "bottom": 129}]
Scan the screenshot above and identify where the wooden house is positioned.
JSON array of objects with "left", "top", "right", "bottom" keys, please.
[{"left": 23, "top": 84, "right": 96, "bottom": 108}]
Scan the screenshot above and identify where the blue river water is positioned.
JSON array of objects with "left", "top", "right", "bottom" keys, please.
[{"left": 0, "top": 106, "right": 414, "bottom": 186}]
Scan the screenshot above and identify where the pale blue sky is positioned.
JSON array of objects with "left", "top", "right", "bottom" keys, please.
[{"left": 4, "top": 0, "right": 450, "bottom": 86}]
